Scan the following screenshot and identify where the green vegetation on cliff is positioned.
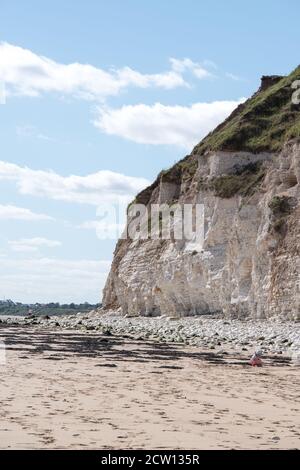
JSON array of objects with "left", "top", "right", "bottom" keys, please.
[
  {"left": 134, "top": 67, "right": 300, "bottom": 204},
  {"left": 193, "top": 67, "right": 300, "bottom": 155},
  {"left": 201, "top": 161, "right": 266, "bottom": 198}
]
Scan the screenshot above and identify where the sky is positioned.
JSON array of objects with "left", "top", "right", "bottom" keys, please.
[{"left": 0, "top": 0, "right": 299, "bottom": 304}]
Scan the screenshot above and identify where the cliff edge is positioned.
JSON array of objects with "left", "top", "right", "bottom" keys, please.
[{"left": 103, "top": 67, "right": 300, "bottom": 320}]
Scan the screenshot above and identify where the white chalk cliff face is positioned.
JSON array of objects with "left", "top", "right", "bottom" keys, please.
[{"left": 103, "top": 73, "right": 300, "bottom": 320}]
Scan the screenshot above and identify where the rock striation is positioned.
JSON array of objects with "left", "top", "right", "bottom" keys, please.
[{"left": 103, "top": 68, "right": 300, "bottom": 320}]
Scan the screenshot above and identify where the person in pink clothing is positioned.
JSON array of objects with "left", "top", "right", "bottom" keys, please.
[{"left": 249, "top": 350, "right": 263, "bottom": 367}]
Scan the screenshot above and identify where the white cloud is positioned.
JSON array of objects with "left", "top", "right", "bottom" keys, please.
[
  {"left": 94, "top": 99, "right": 245, "bottom": 149},
  {"left": 9, "top": 237, "right": 61, "bottom": 253},
  {"left": 0, "top": 43, "right": 213, "bottom": 101},
  {"left": 0, "top": 161, "right": 150, "bottom": 205},
  {"left": 0, "top": 204, "right": 54, "bottom": 221},
  {"left": 0, "top": 80, "right": 6, "bottom": 104},
  {"left": 0, "top": 257, "right": 111, "bottom": 303},
  {"left": 16, "top": 124, "right": 54, "bottom": 141},
  {"left": 226, "top": 72, "right": 243, "bottom": 81},
  {"left": 169, "top": 58, "right": 212, "bottom": 79}
]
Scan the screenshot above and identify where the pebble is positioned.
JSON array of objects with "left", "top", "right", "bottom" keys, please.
[{"left": 2, "top": 312, "right": 300, "bottom": 358}]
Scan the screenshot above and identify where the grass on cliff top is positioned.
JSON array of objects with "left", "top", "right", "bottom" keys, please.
[
  {"left": 133, "top": 67, "right": 300, "bottom": 206},
  {"left": 193, "top": 66, "right": 300, "bottom": 155}
]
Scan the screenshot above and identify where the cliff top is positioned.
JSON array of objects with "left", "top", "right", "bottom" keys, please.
[
  {"left": 192, "top": 66, "right": 300, "bottom": 155},
  {"left": 134, "top": 66, "right": 300, "bottom": 202}
]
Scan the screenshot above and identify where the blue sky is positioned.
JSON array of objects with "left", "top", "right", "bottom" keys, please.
[{"left": 0, "top": 0, "right": 299, "bottom": 303}]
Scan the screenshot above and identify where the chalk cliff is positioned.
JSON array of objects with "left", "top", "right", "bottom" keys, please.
[{"left": 103, "top": 68, "right": 300, "bottom": 320}]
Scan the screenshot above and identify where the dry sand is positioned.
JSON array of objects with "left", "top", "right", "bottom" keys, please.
[{"left": 0, "top": 325, "right": 299, "bottom": 450}]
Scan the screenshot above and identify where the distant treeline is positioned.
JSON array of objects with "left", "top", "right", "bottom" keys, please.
[{"left": 0, "top": 300, "right": 101, "bottom": 316}]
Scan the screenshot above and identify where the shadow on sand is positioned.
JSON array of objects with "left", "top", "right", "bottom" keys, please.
[{"left": 0, "top": 324, "right": 291, "bottom": 368}]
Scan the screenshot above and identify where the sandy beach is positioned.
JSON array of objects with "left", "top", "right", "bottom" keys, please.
[{"left": 0, "top": 324, "right": 299, "bottom": 450}]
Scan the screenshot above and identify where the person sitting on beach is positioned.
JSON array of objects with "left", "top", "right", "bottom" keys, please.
[{"left": 249, "top": 351, "right": 263, "bottom": 367}]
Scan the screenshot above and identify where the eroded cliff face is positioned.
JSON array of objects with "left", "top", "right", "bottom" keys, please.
[
  {"left": 103, "top": 142, "right": 299, "bottom": 320},
  {"left": 103, "top": 71, "right": 300, "bottom": 320}
]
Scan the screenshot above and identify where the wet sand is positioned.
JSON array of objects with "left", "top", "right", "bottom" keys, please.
[{"left": 0, "top": 325, "right": 299, "bottom": 450}]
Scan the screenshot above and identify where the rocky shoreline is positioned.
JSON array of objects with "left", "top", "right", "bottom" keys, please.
[{"left": 2, "top": 311, "right": 300, "bottom": 360}]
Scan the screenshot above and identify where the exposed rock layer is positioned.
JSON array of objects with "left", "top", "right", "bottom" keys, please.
[{"left": 103, "top": 72, "right": 300, "bottom": 320}]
